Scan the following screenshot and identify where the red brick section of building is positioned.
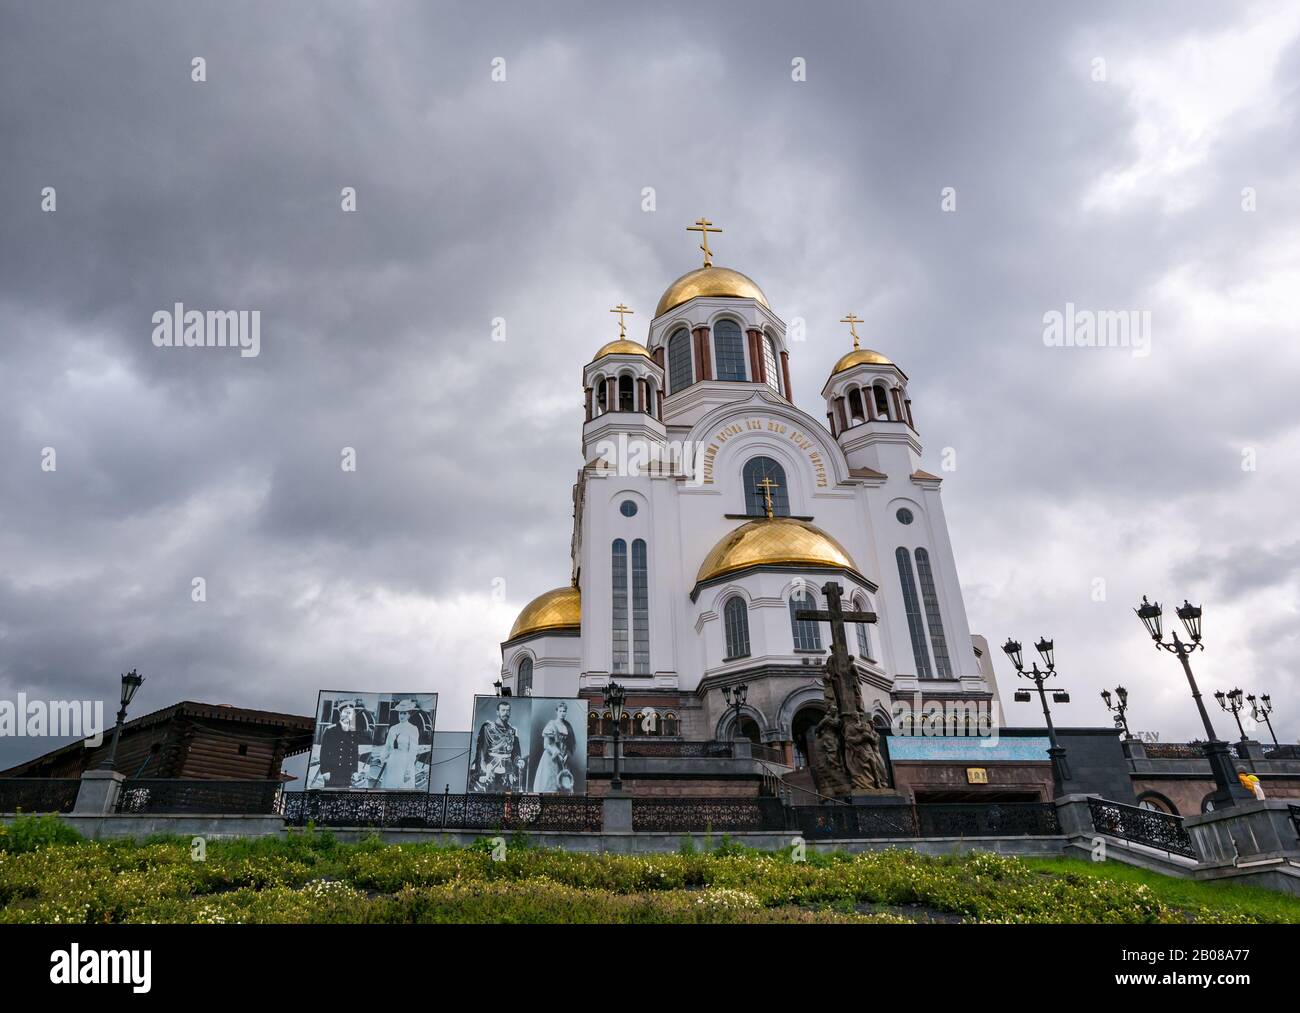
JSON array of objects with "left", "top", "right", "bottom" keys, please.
[{"left": 0, "top": 701, "right": 313, "bottom": 782}]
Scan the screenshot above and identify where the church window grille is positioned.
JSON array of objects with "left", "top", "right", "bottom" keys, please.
[
  {"left": 631, "top": 538, "right": 650, "bottom": 674},
  {"left": 723, "top": 596, "right": 751, "bottom": 659},
  {"left": 742, "top": 456, "right": 790, "bottom": 517},
  {"left": 895, "top": 548, "right": 933, "bottom": 678},
  {"left": 713, "top": 319, "right": 747, "bottom": 381},
  {"left": 763, "top": 335, "right": 780, "bottom": 392},
  {"left": 914, "top": 548, "right": 953, "bottom": 679},
  {"left": 611, "top": 539, "right": 628, "bottom": 674},
  {"left": 516, "top": 657, "right": 533, "bottom": 696},
  {"left": 668, "top": 328, "right": 693, "bottom": 394},
  {"left": 789, "top": 591, "right": 823, "bottom": 651}
]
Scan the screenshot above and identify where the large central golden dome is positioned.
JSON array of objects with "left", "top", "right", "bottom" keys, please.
[
  {"left": 655, "top": 266, "right": 769, "bottom": 317},
  {"left": 507, "top": 585, "right": 581, "bottom": 642},
  {"left": 696, "top": 517, "right": 861, "bottom": 586}
]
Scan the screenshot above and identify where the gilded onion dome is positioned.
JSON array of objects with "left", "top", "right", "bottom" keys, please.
[
  {"left": 654, "top": 266, "right": 769, "bottom": 317},
  {"left": 831, "top": 347, "right": 893, "bottom": 374},
  {"left": 695, "top": 517, "right": 862, "bottom": 586},
  {"left": 507, "top": 585, "right": 581, "bottom": 641},
  {"left": 592, "top": 338, "right": 652, "bottom": 360}
]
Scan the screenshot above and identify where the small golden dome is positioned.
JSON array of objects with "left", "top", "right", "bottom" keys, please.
[
  {"left": 654, "top": 266, "right": 769, "bottom": 317},
  {"left": 831, "top": 348, "right": 893, "bottom": 374},
  {"left": 507, "top": 585, "right": 581, "bottom": 641},
  {"left": 696, "top": 517, "right": 861, "bottom": 586},
  {"left": 592, "top": 338, "right": 651, "bottom": 361}
]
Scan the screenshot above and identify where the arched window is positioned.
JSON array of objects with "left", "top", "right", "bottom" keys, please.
[
  {"left": 595, "top": 376, "right": 608, "bottom": 415},
  {"left": 612, "top": 539, "right": 628, "bottom": 674},
  {"left": 895, "top": 548, "right": 933, "bottom": 678},
  {"left": 588, "top": 710, "right": 602, "bottom": 737},
  {"left": 914, "top": 548, "right": 953, "bottom": 678},
  {"left": 631, "top": 538, "right": 650, "bottom": 674},
  {"left": 618, "top": 374, "right": 634, "bottom": 412},
  {"left": 713, "top": 319, "right": 746, "bottom": 381},
  {"left": 763, "top": 335, "right": 780, "bottom": 392},
  {"left": 742, "top": 457, "right": 790, "bottom": 517},
  {"left": 723, "top": 596, "right": 751, "bottom": 659},
  {"left": 789, "top": 590, "right": 823, "bottom": 651},
  {"left": 873, "top": 384, "right": 891, "bottom": 419},
  {"left": 663, "top": 712, "right": 679, "bottom": 736},
  {"left": 848, "top": 388, "right": 865, "bottom": 424},
  {"left": 517, "top": 657, "right": 533, "bottom": 697},
  {"left": 646, "top": 379, "right": 658, "bottom": 418},
  {"left": 668, "top": 328, "right": 693, "bottom": 394},
  {"left": 853, "top": 596, "right": 873, "bottom": 660}
]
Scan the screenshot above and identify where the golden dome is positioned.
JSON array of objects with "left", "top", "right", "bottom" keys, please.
[
  {"left": 654, "top": 266, "right": 769, "bottom": 317},
  {"left": 507, "top": 585, "right": 581, "bottom": 641},
  {"left": 831, "top": 348, "right": 893, "bottom": 374},
  {"left": 592, "top": 338, "right": 651, "bottom": 360},
  {"left": 696, "top": 517, "right": 861, "bottom": 586}
]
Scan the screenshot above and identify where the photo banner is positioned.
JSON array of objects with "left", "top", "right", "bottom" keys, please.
[
  {"left": 306, "top": 691, "right": 438, "bottom": 791},
  {"left": 467, "top": 695, "right": 588, "bottom": 795}
]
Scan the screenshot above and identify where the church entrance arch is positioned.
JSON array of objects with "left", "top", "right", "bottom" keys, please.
[{"left": 791, "top": 704, "right": 825, "bottom": 769}]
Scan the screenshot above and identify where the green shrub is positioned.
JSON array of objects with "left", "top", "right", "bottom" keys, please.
[{"left": 0, "top": 814, "right": 84, "bottom": 853}]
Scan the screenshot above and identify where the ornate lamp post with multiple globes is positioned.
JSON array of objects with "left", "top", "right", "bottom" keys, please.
[
  {"left": 1247, "top": 693, "right": 1278, "bottom": 747},
  {"left": 720, "top": 682, "right": 749, "bottom": 742},
  {"left": 1214, "top": 688, "right": 1249, "bottom": 743},
  {"left": 1133, "top": 596, "right": 1252, "bottom": 808},
  {"left": 1100, "top": 685, "right": 1133, "bottom": 739},
  {"left": 1001, "top": 638, "right": 1072, "bottom": 794},
  {"left": 603, "top": 680, "right": 626, "bottom": 792},
  {"left": 96, "top": 669, "right": 145, "bottom": 771}
]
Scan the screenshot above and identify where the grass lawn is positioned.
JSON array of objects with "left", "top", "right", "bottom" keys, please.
[{"left": 2, "top": 815, "right": 1297, "bottom": 924}]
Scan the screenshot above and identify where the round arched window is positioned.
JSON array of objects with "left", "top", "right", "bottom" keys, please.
[
  {"left": 620, "top": 500, "right": 637, "bottom": 517},
  {"left": 896, "top": 508, "right": 914, "bottom": 525}
]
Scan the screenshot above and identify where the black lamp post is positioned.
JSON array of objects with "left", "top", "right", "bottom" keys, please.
[
  {"left": 1002, "top": 637, "right": 1073, "bottom": 794},
  {"left": 1100, "top": 685, "right": 1133, "bottom": 739},
  {"left": 1215, "top": 688, "right": 1249, "bottom": 742},
  {"left": 96, "top": 669, "right": 144, "bottom": 772},
  {"left": 1247, "top": 693, "right": 1278, "bottom": 747},
  {"left": 720, "top": 682, "right": 749, "bottom": 743},
  {"left": 1133, "top": 596, "right": 1251, "bottom": 808},
  {"left": 604, "top": 681, "right": 626, "bottom": 792}
]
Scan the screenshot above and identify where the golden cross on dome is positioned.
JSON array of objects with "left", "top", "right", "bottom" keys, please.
[
  {"left": 840, "top": 313, "right": 865, "bottom": 350},
  {"left": 756, "top": 476, "right": 779, "bottom": 519},
  {"left": 687, "top": 217, "right": 722, "bottom": 267},
  {"left": 609, "top": 303, "right": 633, "bottom": 338}
]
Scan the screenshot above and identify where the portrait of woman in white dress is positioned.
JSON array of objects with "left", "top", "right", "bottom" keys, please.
[{"left": 531, "top": 701, "right": 577, "bottom": 793}]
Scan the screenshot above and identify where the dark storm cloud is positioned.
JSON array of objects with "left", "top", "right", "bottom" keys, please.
[{"left": 1, "top": 0, "right": 1298, "bottom": 767}]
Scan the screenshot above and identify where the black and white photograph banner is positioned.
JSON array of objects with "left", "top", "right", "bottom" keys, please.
[
  {"left": 306, "top": 691, "right": 437, "bottom": 791},
  {"left": 468, "top": 695, "right": 586, "bottom": 795}
]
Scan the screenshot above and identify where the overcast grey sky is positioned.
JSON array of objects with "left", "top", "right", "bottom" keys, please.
[{"left": 2, "top": 0, "right": 1297, "bottom": 766}]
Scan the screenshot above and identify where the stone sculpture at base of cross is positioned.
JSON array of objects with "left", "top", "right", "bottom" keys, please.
[{"left": 797, "top": 581, "right": 892, "bottom": 799}]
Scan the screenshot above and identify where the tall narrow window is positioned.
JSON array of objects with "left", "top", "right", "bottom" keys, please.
[
  {"left": 914, "top": 549, "right": 953, "bottom": 679},
  {"left": 631, "top": 538, "right": 650, "bottom": 674},
  {"left": 789, "top": 591, "right": 823, "bottom": 651},
  {"left": 517, "top": 657, "right": 533, "bottom": 696},
  {"left": 713, "top": 319, "right": 746, "bottom": 381},
  {"left": 618, "top": 374, "right": 634, "bottom": 412},
  {"left": 895, "top": 547, "right": 933, "bottom": 678},
  {"left": 723, "top": 596, "right": 750, "bottom": 659},
  {"left": 873, "top": 384, "right": 890, "bottom": 419},
  {"left": 853, "top": 596, "right": 873, "bottom": 660},
  {"left": 668, "top": 328, "right": 693, "bottom": 394},
  {"left": 611, "top": 539, "right": 628, "bottom": 674},
  {"left": 742, "top": 457, "right": 790, "bottom": 516},
  {"left": 763, "top": 336, "right": 780, "bottom": 392},
  {"left": 848, "top": 388, "right": 865, "bottom": 423},
  {"left": 595, "top": 376, "right": 608, "bottom": 415}
]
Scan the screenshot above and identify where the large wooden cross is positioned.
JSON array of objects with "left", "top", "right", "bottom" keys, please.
[
  {"left": 687, "top": 217, "right": 722, "bottom": 267},
  {"left": 795, "top": 580, "right": 877, "bottom": 659}
]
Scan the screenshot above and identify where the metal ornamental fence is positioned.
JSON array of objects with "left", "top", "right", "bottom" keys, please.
[
  {"left": 630, "top": 796, "right": 788, "bottom": 832},
  {"left": 789, "top": 802, "right": 1061, "bottom": 841},
  {"left": 116, "top": 779, "right": 284, "bottom": 815},
  {"left": 0, "top": 778, "right": 80, "bottom": 814},
  {"left": 281, "top": 790, "right": 603, "bottom": 832},
  {"left": 1087, "top": 797, "right": 1196, "bottom": 858}
]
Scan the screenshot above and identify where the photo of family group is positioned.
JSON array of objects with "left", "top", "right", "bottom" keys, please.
[
  {"left": 467, "top": 695, "right": 587, "bottom": 795},
  {"left": 305, "top": 691, "right": 438, "bottom": 791}
]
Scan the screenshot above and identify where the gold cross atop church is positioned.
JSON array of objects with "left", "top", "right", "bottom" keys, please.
[
  {"left": 609, "top": 303, "right": 633, "bottom": 338},
  {"left": 687, "top": 217, "right": 722, "bottom": 267},
  {"left": 840, "top": 312, "right": 865, "bottom": 350},
  {"left": 756, "top": 476, "right": 779, "bottom": 519}
]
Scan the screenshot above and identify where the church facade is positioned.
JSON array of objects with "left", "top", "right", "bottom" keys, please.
[{"left": 500, "top": 224, "right": 1001, "bottom": 770}]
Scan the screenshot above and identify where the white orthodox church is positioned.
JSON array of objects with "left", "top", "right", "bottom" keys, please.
[{"left": 500, "top": 223, "right": 1001, "bottom": 767}]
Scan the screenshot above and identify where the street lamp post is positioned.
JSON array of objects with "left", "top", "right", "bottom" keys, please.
[
  {"left": 1134, "top": 597, "right": 1252, "bottom": 808},
  {"left": 1214, "top": 688, "right": 1249, "bottom": 743},
  {"left": 720, "top": 682, "right": 749, "bottom": 743},
  {"left": 1247, "top": 694, "right": 1278, "bottom": 747},
  {"left": 1100, "top": 686, "right": 1133, "bottom": 739},
  {"left": 604, "top": 681, "right": 626, "bottom": 792},
  {"left": 96, "top": 669, "right": 145, "bottom": 772},
  {"left": 1002, "top": 638, "right": 1073, "bottom": 794}
]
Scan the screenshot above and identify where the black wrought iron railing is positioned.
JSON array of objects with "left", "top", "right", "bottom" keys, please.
[
  {"left": 116, "top": 779, "right": 284, "bottom": 815},
  {"left": 1143, "top": 742, "right": 1205, "bottom": 760},
  {"left": 281, "top": 791, "right": 602, "bottom": 832},
  {"left": 630, "top": 796, "right": 789, "bottom": 832},
  {"left": 621, "top": 740, "right": 735, "bottom": 759},
  {"left": 1087, "top": 797, "right": 1196, "bottom": 858},
  {"left": 791, "top": 802, "right": 1061, "bottom": 841},
  {"left": 0, "top": 778, "right": 81, "bottom": 814},
  {"left": 1266, "top": 745, "right": 1300, "bottom": 760}
]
